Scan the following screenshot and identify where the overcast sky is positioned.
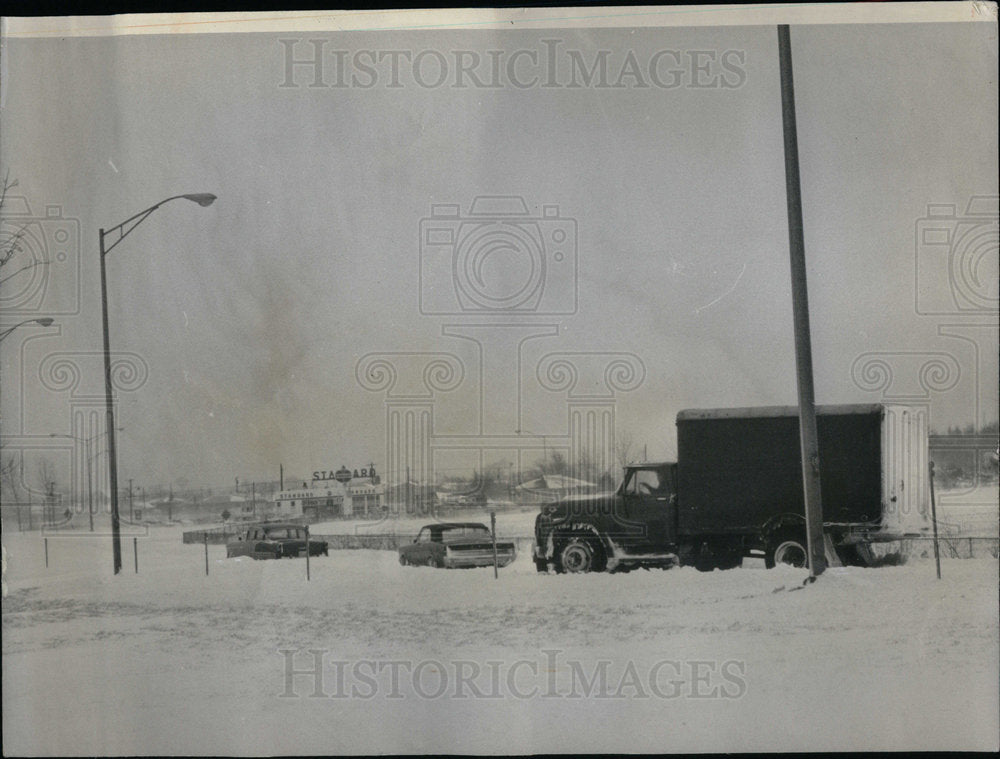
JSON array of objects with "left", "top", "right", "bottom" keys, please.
[{"left": 1, "top": 18, "right": 996, "bottom": 491}]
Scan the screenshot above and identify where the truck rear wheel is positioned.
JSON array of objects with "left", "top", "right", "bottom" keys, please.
[{"left": 766, "top": 533, "right": 807, "bottom": 569}]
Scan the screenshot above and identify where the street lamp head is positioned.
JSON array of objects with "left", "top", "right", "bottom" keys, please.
[
  {"left": 35, "top": 318, "right": 54, "bottom": 327},
  {"left": 182, "top": 193, "right": 217, "bottom": 207}
]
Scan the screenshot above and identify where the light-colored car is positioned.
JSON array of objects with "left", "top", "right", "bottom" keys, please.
[{"left": 398, "top": 522, "right": 516, "bottom": 568}]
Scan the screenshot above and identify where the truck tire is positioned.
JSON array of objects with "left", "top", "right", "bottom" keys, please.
[
  {"left": 765, "top": 532, "right": 807, "bottom": 569},
  {"left": 555, "top": 537, "right": 602, "bottom": 573}
]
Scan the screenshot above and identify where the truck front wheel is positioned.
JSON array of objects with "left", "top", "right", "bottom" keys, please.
[
  {"left": 556, "top": 538, "right": 600, "bottom": 573},
  {"left": 766, "top": 533, "right": 807, "bottom": 569}
]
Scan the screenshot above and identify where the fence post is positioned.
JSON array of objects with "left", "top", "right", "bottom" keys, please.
[
  {"left": 490, "top": 511, "right": 499, "bottom": 580},
  {"left": 204, "top": 532, "right": 209, "bottom": 576},
  {"left": 44, "top": 537, "right": 49, "bottom": 568},
  {"left": 929, "top": 461, "right": 941, "bottom": 579},
  {"left": 134, "top": 536, "right": 139, "bottom": 574}
]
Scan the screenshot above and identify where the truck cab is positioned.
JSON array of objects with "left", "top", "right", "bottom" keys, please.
[{"left": 532, "top": 462, "right": 680, "bottom": 573}]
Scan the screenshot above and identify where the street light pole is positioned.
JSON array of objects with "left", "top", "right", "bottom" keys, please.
[
  {"left": 99, "top": 227, "right": 123, "bottom": 573},
  {"left": 99, "top": 193, "right": 216, "bottom": 574},
  {"left": 0, "top": 317, "right": 54, "bottom": 342}
]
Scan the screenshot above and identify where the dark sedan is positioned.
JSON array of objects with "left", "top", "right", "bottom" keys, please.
[
  {"left": 398, "top": 522, "right": 516, "bottom": 569},
  {"left": 226, "top": 524, "right": 328, "bottom": 559}
]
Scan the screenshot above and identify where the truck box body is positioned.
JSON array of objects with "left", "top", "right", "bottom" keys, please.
[{"left": 675, "top": 404, "right": 930, "bottom": 538}]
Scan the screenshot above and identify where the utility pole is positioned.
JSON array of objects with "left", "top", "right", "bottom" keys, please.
[
  {"left": 168, "top": 484, "right": 173, "bottom": 523},
  {"left": 406, "top": 465, "right": 411, "bottom": 515},
  {"left": 86, "top": 437, "right": 94, "bottom": 532},
  {"left": 280, "top": 464, "right": 284, "bottom": 492},
  {"left": 252, "top": 481, "right": 257, "bottom": 521},
  {"left": 128, "top": 478, "right": 134, "bottom": 523},
  {"left": 778, "top": 25, "right": 826, "bottom": 578}
]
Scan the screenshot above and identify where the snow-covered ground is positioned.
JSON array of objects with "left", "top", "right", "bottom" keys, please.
[{"left": 3, "top": 502, "right": 998, "bottom": 756}]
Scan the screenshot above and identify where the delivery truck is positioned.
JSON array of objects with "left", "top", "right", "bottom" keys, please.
[{"left": 532, "top": 404, "right": 932, "bottom": 572}]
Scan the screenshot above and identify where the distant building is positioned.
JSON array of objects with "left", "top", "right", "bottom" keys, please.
[{"left": 272, "top": 466, "right": 385, "bottom": 520}]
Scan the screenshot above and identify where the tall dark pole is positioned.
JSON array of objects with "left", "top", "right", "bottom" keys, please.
[
  {"left": 129, "top": 478, "right": 134, "bottom": 523},
  {"left": 94, "top": 192, "right": 216, "bottom": 575},
  {"left": 86, "top": 437, "right": 94, "bottom": 532},
  {"left": 100, "top": 228, "right": 123, "bottom": 574},
  {"left": 778, "top": 25, "right": 826, "bottom": 578},
  {"left": 929, "top": 461, "right": 941, "bottom": 579}
]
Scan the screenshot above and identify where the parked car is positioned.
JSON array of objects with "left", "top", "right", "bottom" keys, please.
[
  {"left": 226, "top": 524, "right": 328, "bottom": 559},
  {"left": 399, "top": 522, "right": 516, "bottom": 569}
]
